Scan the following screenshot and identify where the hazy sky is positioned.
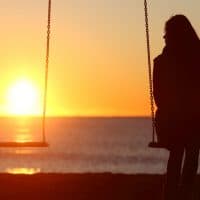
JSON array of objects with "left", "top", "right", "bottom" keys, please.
[{"left": 0, "top": 0, "right": 199, "bottom": 116}]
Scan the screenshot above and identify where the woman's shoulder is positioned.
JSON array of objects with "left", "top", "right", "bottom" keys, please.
[
  {"left": 154, "top": 54, "right": 162, "bottom": 64},
  {"left": 154, "top": 47, "right": 167, "bottom": 63},
  {"left": 153, "top": 54, "right": 166, "bottom": 68}
]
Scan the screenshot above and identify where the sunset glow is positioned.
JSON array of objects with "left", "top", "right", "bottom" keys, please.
[
  {"left": 6, "top": 79, "right": 41, "bottom": 116},
  {"left": 6, "top": 168, "right": 41, "bottom": 175},
  {"left": 0, "top": 1, "right": 198, "bottom": 116}
]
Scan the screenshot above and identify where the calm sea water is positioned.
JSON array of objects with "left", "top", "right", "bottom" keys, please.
[{"left": 0, "top": 117, "right": 170, "bottom": 174}]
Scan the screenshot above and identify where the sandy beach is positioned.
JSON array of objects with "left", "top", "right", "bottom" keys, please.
[
  {"left": 0, "top": 173, "right": 165, "bottom": 200},
  {"left": 0, "top": 173, "right": 199, "bottom": 200}
]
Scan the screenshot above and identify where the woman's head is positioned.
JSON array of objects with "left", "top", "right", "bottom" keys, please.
[{"left": 164, "top": 15, "right": 199, "bottom": 49}]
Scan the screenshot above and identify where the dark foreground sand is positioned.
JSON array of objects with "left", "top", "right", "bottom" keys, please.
[{"left": 0, "top": 173, "right": 199, "bottom": 200}]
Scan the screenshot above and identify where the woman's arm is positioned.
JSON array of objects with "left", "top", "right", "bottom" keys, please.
[{"left": 153, "top": 55, "right": 162, "bottom": 108}]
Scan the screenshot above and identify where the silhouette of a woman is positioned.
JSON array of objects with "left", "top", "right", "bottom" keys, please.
[{"left": 153, "top": 15, "right": 200, "bottom": 200}]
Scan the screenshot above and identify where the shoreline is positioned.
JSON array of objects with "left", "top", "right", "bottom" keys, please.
[
  {"left": 0, "top": 173, "right": 199, "bottom": 199},
  {"left": 0, "top": 173, "right": 165, "bottom": 200}
]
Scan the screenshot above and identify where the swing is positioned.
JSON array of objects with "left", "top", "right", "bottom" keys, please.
[
  {"left": 0, "top": 0, "right": 52, "bottom": 148},
  {"left": 144, "top": 0, "right": 165, "bottom": 148}
]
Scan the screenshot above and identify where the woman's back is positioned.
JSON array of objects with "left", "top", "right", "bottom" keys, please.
[
  {"left": 153, "top": 15, "right": 200, "bottom": 147},
  {"left": 154, "top": 42, "right": 200, "bottom": 118}
]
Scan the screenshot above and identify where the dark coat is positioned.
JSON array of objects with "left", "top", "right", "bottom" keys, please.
[{"left": 153, "top": 43, "right": 200, "bottom": 148}]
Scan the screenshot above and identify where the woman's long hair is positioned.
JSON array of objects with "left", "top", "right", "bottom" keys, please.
[{"left": 164, "top": 15, "right": 199, "bottom": 53}]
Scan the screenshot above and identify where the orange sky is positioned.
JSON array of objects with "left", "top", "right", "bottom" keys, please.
[{"left": 0, "top": 0, "right": 199, "bottom": 116}]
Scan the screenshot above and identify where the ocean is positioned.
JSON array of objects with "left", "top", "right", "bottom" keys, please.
[{"left": 0, "top": 117, "right": 169, "bottom": 174}]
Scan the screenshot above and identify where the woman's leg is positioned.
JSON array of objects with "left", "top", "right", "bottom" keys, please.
[
  {"left": 180, "top": 146, "right": 199, "bottom": 200},
  {"left": 164, "top": 147, "right": 184, "bottom": 200}
]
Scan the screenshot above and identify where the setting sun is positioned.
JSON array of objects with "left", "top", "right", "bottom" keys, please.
[{"left": 6, "top": 79, "right": 41, "bottom": 116}]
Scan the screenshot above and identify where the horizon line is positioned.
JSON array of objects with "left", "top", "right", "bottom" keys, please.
[{"left": 0, "top": 115, "right": 151, "bottom": 118}]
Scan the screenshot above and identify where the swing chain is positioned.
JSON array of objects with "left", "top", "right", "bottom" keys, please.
[
  {"left": 43, "top": 0, "right": 52, "bottom": 143},
  {"left": 144, "top": 0, "right": 156, "bottom": 142}
]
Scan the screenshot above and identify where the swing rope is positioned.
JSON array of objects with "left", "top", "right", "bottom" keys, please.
[
  {"left": 144, "top": 0, "right": 156, "bottom": 143},
  {"left": 42, "top": 0, "right": 52, "bottom": 143}
]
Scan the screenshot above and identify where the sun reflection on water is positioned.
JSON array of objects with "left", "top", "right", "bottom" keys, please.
[
  {"left": 6, "top": 168, "right": 40, "bottom": 174},
  {"left": 15, "top": 128, "right": 33, "bottom": 143},
  {"left": 14, "top": 149, "right": 35, "bottom": 154}
]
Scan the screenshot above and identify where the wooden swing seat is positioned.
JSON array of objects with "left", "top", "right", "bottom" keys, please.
[{"left": 0, "top": 142, "right": 49, "bottom": 148}]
